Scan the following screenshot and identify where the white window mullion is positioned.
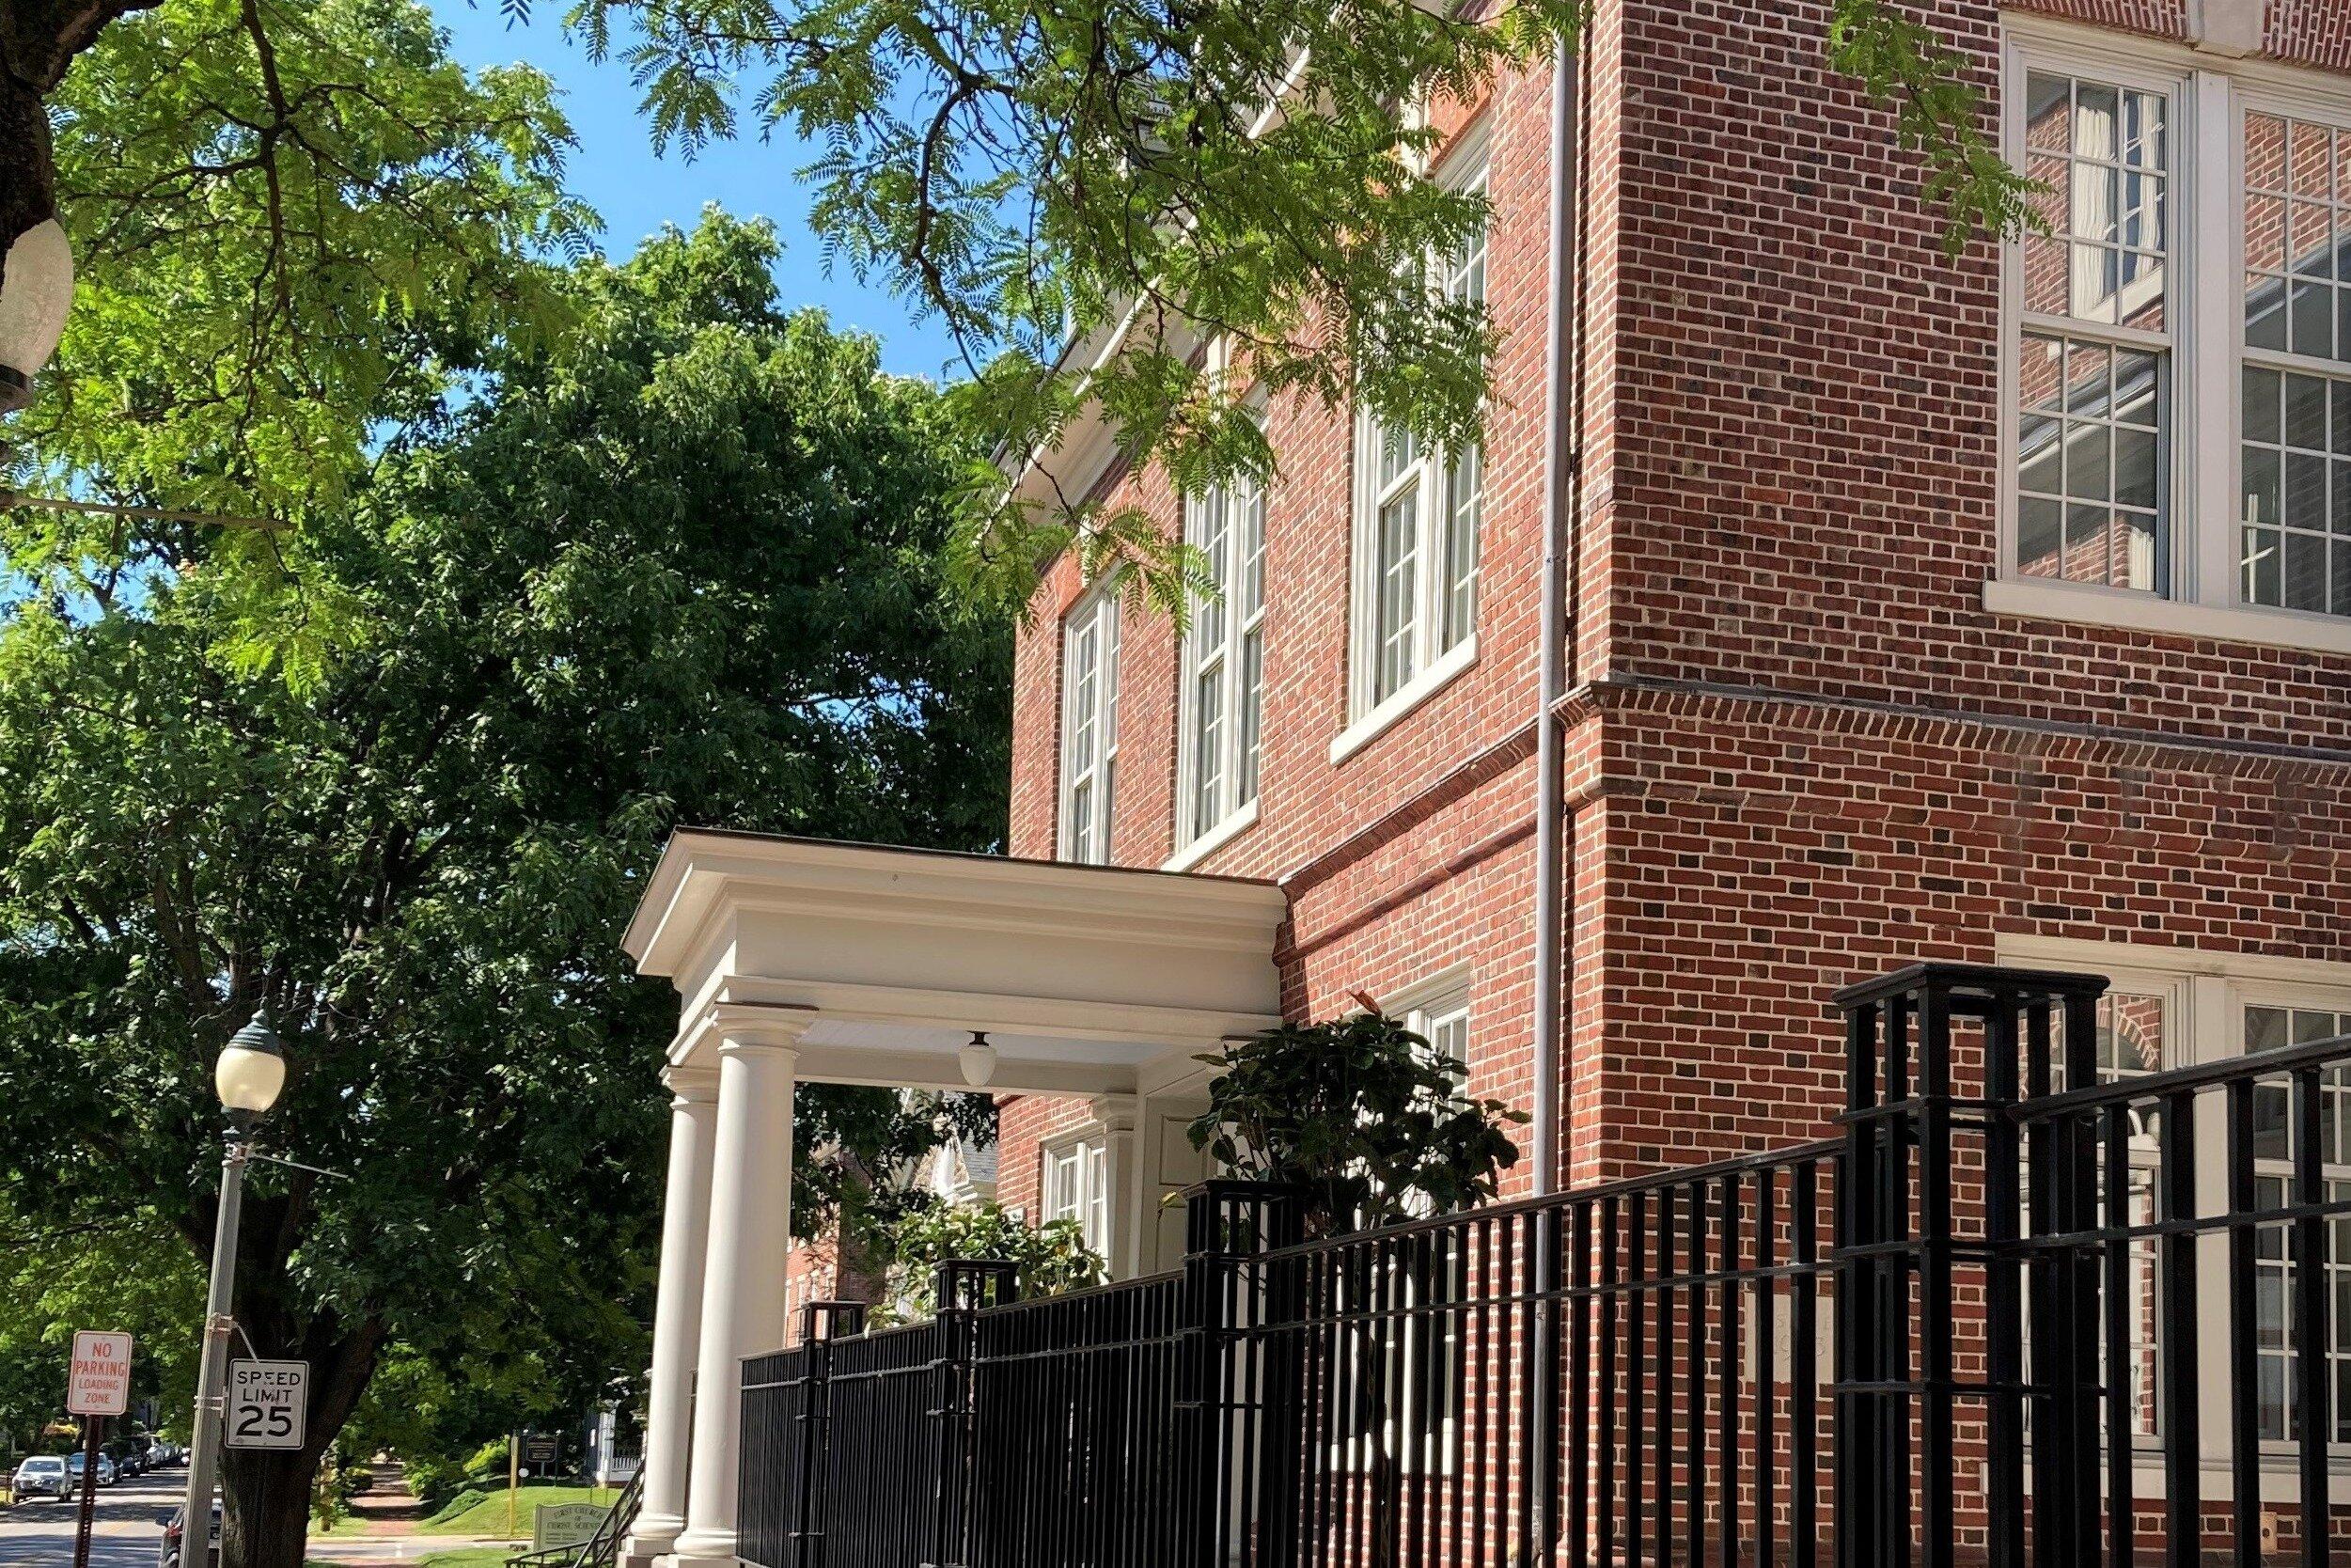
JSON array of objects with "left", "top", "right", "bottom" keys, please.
[{"left": 2193, "top": 69, "right": 2237, "bottom": 607}]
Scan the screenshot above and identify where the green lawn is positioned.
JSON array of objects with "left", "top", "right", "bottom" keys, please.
[
  {"left": 418, "top": 1482, "right": 616, "bottom": 1539},
  {"left": 416, "top": 1551, "right": 515, "bottom": 1568}
]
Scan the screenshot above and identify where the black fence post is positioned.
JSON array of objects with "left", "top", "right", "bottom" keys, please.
[
  {"left": 1831, "top": 964, "right": 2108, "bottom": 1568},
  {"left": 924, "top": 1260, "right": 1015, "bottom": 1568},
  {"left": 780, "top": 1300, "right": 866, "bottom": 1568},
  {"left": 1177, "top": 1180, "right": 1305, "bottom": 1568}
]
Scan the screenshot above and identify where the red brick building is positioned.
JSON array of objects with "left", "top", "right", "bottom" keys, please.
[
  {"left": 620, "top": 8, "right": 2351, "bottom": 1564},
  {"left": 993, "top": 0, "right": 2351, "bottom": 1466}
]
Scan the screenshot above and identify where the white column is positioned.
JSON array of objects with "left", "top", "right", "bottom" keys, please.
[
  {"left": 669, "top": 1028, "right": 801, "bottom": 1568},
  {"left": 1091, "top": 1093, "right": 1141, "bottom": 1280},
  {"left": 621, "top": 1066, "right": 719, "bottom": 1568}
]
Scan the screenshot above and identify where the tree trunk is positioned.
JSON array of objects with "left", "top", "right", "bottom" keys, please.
[
  {"left": 0, "top": 65, "right": 56, "bottom": 290},
  {"left": 218, "top": 1448, "right": 318, "bottom": 1568}
]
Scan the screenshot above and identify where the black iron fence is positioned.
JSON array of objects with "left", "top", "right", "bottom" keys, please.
[{"left": 738, "top": 964, "right": 2351, "bottom": 1568}]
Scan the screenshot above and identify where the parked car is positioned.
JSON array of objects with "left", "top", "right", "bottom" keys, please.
[
  {"left": 67, "top": 1451, "right": 116, "bottom": 1488},
  {"left": 10, "top": 1454, "right": 72, "bottom": 1502},
  {"left": 108, "top": 1443, "right": 143, "bottom": 1478},
  {"left": 156, "top": 1498, "right": 220, "bottom": 1568}
]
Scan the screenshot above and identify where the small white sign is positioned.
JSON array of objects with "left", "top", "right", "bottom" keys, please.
[
  {"left": 67, "top": 1331, "right": 133, "bottom": 1417},
  {"left": 225, "top": 1359, "right": 307, "bottom": 1450}
]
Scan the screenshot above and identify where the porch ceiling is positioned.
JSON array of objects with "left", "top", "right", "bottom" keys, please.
[{"left": 622, "top": 829, "right": 1290, "bottom": 1094}]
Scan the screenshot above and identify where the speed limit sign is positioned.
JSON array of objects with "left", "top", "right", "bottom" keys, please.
[{"left": 225, "top": 1360, "right": 307, "bottom": 1450}]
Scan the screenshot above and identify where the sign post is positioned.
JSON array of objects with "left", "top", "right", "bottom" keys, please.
[{"left": 66, "top": 1331, "right": 133, "bottom": 1568}]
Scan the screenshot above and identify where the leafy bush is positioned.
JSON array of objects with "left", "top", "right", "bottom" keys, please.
[
  {"left": 877, "top": 1201, "right": 1102, "bottom": 1323},
  {"left": 1188, "top": 1012, "right": 1527, "bottom": 1235}
]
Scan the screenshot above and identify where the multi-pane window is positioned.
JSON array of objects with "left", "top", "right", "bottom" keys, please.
[
  {"left": 1354, "top": 152, "right": 1486, "bottom": 718},
  {"left": 2245, "top": 1005, "right": 2351, "bottom": 1447},
  {"left": 2002, "top": 39, "right": 2351, "bottom": 638},
  {"left": 1058, "top": 588, "right": 1121, "bottom": 865},
  {"left": 2014, "top": 70, "right": 2170, "bottom": 592},
  {"left": 1043, "top": 1136, "right": 1111, "bottom": 1260},
  {"left": 1179, "top": 467, "right": 1266, "bottom": 847},
  {"left": 2241, "top": 113, "right": 2351, "bottom": 616}
]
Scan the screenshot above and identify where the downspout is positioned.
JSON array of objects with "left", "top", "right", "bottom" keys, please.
[{"left": 1530, "top": 21, "right": 1593, "bottom": 1200}]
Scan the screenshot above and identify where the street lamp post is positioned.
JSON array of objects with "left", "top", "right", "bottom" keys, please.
[{"left": 179, "top": 1011, "right": 288, "bottom": 1568}]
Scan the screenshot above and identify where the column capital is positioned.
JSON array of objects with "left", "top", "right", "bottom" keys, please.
[
  {"left": 661, "top": 1064, "right": 719, "bottom": 1103},
  {"left": 690, "top": 1001, "right": 814, "bottom": 1059},
  {"left": 1088, "top": 1092, "right": 1139, "bottom": 1133}
]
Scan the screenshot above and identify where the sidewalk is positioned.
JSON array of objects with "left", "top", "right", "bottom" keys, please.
[{"left": 306, "top": 1532, "right": 515, "bottom": 1565}]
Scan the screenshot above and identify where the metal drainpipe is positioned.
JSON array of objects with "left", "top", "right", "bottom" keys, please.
[{"left": 1531, "top": 23, "right": 1593, "bottom": 1200}]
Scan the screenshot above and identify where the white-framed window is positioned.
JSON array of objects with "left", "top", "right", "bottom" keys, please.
[
  {"left": 1175, "top": 389, "right": 1267, "bottom": 856},
  {"left": 1995, "top": 22, "right": 2351, "bottom": 651},
  {"left": 1341, "top": 129, "right": 1488, "bottom": 754},
  {"left": 1042, "top": 1133, "right": 1111, "bottom": 1258},
  {"left": 1997, "top": 934, "right": 2351, "bottom": 1485},
  {"left": 2244, "top": 1004, "right": 2351, "bottom": 1447},
  {"left": 1058, "top": 585, "right": 1121, "bottom": 865}
]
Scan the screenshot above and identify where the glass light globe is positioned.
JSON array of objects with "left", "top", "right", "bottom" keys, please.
[
  {"left": 216, "top": 1012, "right": 287, "bottom": 1115},
  {"left": 959, "top": 1031, "right": 997, "bottom": 1089},
  {"left": 0, "top": 221, "right": 73, "bottom": 412}
]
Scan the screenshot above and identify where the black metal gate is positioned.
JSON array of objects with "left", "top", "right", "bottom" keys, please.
[{"left": 738, "top": 962, "right": 2351, "bottom": 1568}]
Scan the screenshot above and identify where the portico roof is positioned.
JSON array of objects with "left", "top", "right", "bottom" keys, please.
[{"left": 623, "top": 829, "right": 1290, "bottom": 1094}]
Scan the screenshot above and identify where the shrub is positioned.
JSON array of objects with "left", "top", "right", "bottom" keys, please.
[
  {"left": 1188, "top": 1011, "right": 1527, "bottom": 1235},
  {"left": 876, "top": 1201, "right": 1102, "bottom": 1322}
]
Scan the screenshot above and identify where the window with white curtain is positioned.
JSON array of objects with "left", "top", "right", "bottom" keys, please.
[
  {"left": 1058, "top": 586, "right": 1121, "bottom": 865},
  {"left": 1177, "top": 444, "right": 1266, "bottom": 852},
  {"left": 1347, "top": 133, "right": 1487, "bottom": 736}
]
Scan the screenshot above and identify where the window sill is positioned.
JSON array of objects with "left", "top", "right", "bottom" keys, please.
[
  {"left": 1982, "top": 578, "right": 2351, "bottom": 656},
  {"left": 1329, "top": 636, "right": 1480, "bottom": 765},
  {"left": 1162, "top": 800, "right": 1260, "bottom": 873}
]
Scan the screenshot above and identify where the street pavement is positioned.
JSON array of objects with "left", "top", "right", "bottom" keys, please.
[
  {"left": 0, "top": 1466, "right": 176, "bottom": 1568},
  {"left": 0, "top": 1469, "right": 518, "bottom": 1568}
]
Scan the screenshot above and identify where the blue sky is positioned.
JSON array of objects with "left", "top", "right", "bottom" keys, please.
[{"left": 427, "top": 1, "right": 962, "bottom": 380}]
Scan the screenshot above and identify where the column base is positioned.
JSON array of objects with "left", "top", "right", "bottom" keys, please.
[
  {"left": 666, "top": 1526, "right": 742, "bottom": 1566},
  {"left": 622, "top": 1514, "right": 685, "bottom": 1568}
]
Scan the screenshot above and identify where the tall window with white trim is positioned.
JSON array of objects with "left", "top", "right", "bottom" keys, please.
[
  {"left": 1351, "top": 144, "right": 1486, "bottom": 721},
  {"left": 2014, "top": 68, "right": 2171, "bottom": 592},
  {"left": 1058, "top": 588, "right": 1121, "bottom": 865},
  {"left": 1998, "top": 31, "right": 2351, "bottom": 642},
  {"left": 1178, "top": 463, "right": 1266, "bottom": 849}
]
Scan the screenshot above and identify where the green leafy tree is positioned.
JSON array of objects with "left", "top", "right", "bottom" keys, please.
[
  {"left": 876, "top": 1200, "right": 1103, "bottom": 1324},
  {"left": 0, "top": 1206, "right": 204, "bottom": 1452},
  {"left": 0, "top": 212, "right": 1010, "bottom": 1568},
  {"left": 1188, "top": 1012, "right": 1528, "bottom": 1236},
  {"left": 2, "top": 0, "right": 586, "bottom": 684},
  {"left": 566, "top": 0, "right": 2037, "bottom": 612},
  {"left": 792, "top": 1088, "right": 997, "bottom": 1307}
]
